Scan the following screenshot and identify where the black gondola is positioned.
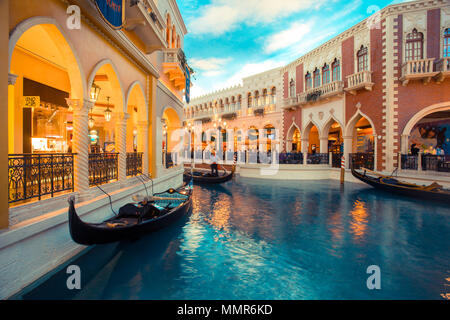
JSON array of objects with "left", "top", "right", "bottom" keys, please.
[
  {"left": 351, "top": 167, "right": 450, "bottom": 204},
  {"left": 68, "top": 185, "right": 193, "bottom": 245},
  {"left": 183, "top": 165, "right": 235, "bottom": 184}
]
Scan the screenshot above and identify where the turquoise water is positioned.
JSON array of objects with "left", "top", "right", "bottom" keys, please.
[{"left": 21, "top": 178, "right": 450, "bottom": 300}]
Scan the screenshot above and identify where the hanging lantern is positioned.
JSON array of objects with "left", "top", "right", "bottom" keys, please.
[
  {"left": 104, "top": 96, "right": 112, "bottom": 122},
  {"left": 90, "top": 82, "right": 101, "bottom": 102},
  {"left": 88, "top": 115, "right": 95, "bottom": 129}
]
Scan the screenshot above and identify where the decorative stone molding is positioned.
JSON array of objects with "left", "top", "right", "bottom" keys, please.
[{"left": 8, "top": 73, "right": 18, "bottom": 86}]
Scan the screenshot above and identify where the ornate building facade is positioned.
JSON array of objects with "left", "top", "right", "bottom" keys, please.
[{"left": 185, "top": 0, "right": 450, "bottom": 173}]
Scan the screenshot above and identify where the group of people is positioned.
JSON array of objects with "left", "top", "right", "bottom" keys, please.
[{"left": 410, "top": 143, "right": 445, "bottom": 156}]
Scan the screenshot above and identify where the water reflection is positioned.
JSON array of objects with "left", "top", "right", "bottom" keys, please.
[{"left": 349, "top": 200, "right": 369, "bottom": 242}]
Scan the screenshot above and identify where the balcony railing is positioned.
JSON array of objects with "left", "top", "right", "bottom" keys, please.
[
  {"left": 401, "top": 154, "right": 419, "bottom": 170},
  {"left": 162, "top": 48, "right": 186, "bottom": 90},
  {"left": 345, "top": 70, "right": 374, "bottom": 94},
  {"left": 435, "top": 57, "right": 450, "bottom": 83},
  {"left": 298, "top": 81, "right": 344, "bottom": 105},
  {"left": 400, "top": 58, "right": 437, "bottom": 85},
  {"left": 89, "top": 153, "right": 119, "bottom": 186},
  {"left": 8, "top": 153, "right": 75, "bottom": 204},
  {"left": 278, "top": 152, "right": 303, "bottom": 164},
  {"left": 126, "top": 152, "right": 143, "bottom": 177},
  {"left": 282, "top": 96, "right": 298, "bottom": 109}
]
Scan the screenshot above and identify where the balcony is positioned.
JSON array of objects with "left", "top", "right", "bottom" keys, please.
[
  {"left": 435, "top": 57, "right": 450, "bottom": 83},
  {"left": 162, "top": 48, "right": 187, "bottom": 90},
  {"left": 123, "top": 0, "right": 166, "bottom": 53},
  {"left": 345, "top": 70, "right": 374, "bottom": 95},
  {"left": 298, "top": 81, "right": 344, "bottom": 105},
  {"left": 282, "top": 97, "right": 298, "bottom": 110},
  {"left": 400, "top": 58, "right": 437, "bottom": 85}
]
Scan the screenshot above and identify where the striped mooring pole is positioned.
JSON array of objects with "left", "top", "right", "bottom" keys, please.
[{"left": 340, "top": 156, "right": 345, "bottom": 184}]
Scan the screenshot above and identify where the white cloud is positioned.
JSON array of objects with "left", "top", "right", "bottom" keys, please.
[
  {"left": 190, "top": 83, "right": 208, "bottom": 99},
  {"left": 265, "top": 22, "right": 312, "bottom": 54},
  {"left": 219, "top": 59, "right": 286, "bottom": 89},
  {"left": 189, "top": 0, "right": 328, "bottom": 36},
  {"left": 190, "top": 57, "right": 231, "bottom": 78}
]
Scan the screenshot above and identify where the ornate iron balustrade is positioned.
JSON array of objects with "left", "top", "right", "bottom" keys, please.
[
  {"left": 89, "top": 153, "right": 119, "bottom": 186},
  {"left": 401, "top": 154, "right": 418, "bottom": 170},
  {"left": 278, "top": 152, "right": 303, "bottom": 164},
  {"left": 126, "top": 152, "right": 143, "bottom": 177},
  {"left": 307, "top": 153, "right": 329, "bottom": 164},
  {"left": 350, "top": 153, "right": 374, "bottom": 170},
  {"left": 331, "top": 153, "right": 343, "bottom": 168},
  {"left": 8, "top": 153, "right": 75, "bottom": 204},
  {"left": 422, "top": 154, "right": 450, "bottom": 172}
]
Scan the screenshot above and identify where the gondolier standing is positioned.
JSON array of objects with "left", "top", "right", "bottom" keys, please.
[{"left": 210, "top": 150, "right": 219, "bottom": 176}]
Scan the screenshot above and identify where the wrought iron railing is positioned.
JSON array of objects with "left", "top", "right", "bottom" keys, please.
[
  {"left": 422, "top": 154, "right": 450, "bottom": 172},
  {"left": 350, "top": 153, "right": 374, "bottom": 170},
  {"left": 8, "top": 153, "right": 75, "bottom": 204},
  {"left": 278, "top": 152, "right": 303, "bottom": 164},
  {"left": 401, "top": 154, "right": 419, "bottom": 170},
  {"left": 331, "top": 153, "right": 343, "bottom": 168},
  {"left": 126, "top": 152, "right": 143, "bottom": 177},
  {"left": 89, "top": 153, "right": 119, "bottom": 186},
  {"left": 307, "top": 153, "right": 329, "bottom": 164}
]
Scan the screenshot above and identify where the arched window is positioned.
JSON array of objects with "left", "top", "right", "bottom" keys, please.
[
  {"left": 262, "top": 89, "right": 268, "bottom": 105},
  {"left": 313, "top": 68, "right": 321, "bottom": 88},
  {"left": 271, "top": 87, "right": 276, "bottom": 104},
  {"left": 405, "top": 28, "right": 423, "bottom": 61},
  {"left": 289, "top": 79, "right": 295, "bottom": 97},
  {"left": 247, "top": 93, "right": 252, "bottom": 108},
  {"left": 322, "top": 64, "right": 330, "bottom": 84},
  {"left": 444, "top": 28, "right": 450, "bottom": 58},
  {"left": 305, "top": 72, "right": 312, "bottom": 90},
  {"left": 172, "top": 25, "right": 177, "bottom": 49},
  {"left": 166, "top": 14, "right": 171, "bottom": 45},
  {"left": 332, "top": 59, "right": 340, "bottom": 82},
  {"left": 254, "top": 90, "right": 260, "bottom": 106},
  {"left": 357, "top": 46, "right": 369, "bottom": 72}
]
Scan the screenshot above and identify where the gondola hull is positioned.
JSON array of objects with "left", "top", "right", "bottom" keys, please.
[
  {"left": 68, "top": 186, "right": 192, "bottom": 245},
  {"left": 183, "top": 166, "right": 235, "bottom": 184},
  {"left": 351, "top": 168, "right": 450, "bottom": 204}
]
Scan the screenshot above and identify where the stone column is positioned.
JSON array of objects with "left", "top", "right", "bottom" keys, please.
[
  {"left": 137, "top": 121, "right": 149, "bottom": 175},
  {"left": 115, "top": 112, "right": 129, "bottom": 182},
  {"left": 319, "top": 136, "right": 328, "bottom": 154},
  {"left": 69, "top": 99, "right": 91, "bottom": 192},
  {"left": 343, "top": 136, "right": 353, "bottom": 169}
]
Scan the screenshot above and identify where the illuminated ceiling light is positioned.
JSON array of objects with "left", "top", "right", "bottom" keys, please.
[
  {"left": 104, "top": 96, "right": 112, "bottom": 122},
  {"left": 90, "top": 82, "right": 101, "bottom": 103}
]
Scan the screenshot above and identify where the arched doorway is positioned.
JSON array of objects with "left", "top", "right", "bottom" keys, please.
[
  {"left": 345, "top": 114, "right": 375, "bottom": 169},
  {"left": 86, "top": 61, "right": 125, "bottom": 184},
  {"left": 8, "top": 20, "right": 85, "bottom": 204},
  {"left": 286, "top": 124, "right": 301, "bottom": 152},
  {"left": 303, "top": 122, "right": 320, "bottom": 154},
  {"left": 323, "top": 118, "right": 343, "bottom": 154},
  {"left": 263, "top": 124, "right": 276, "bottom": 152},
  {"left": 125, "top": 82, "right": 147, "bottom": 176},
  {"left": 162, "top": 107, "right": 182, "bottom": 169}
]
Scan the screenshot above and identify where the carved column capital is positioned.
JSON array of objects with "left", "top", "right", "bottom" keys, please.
[{"left": 8, "top": 73, "right": 18, "bottom": 86}]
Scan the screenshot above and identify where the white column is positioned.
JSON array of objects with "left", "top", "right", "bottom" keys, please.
[
  {"left": 343, "top": 136, "right": 352, "bottom": 169},
  {"left": 115, "top": 112, "right": 129, "bottom": 182},
  {"left": 68, "top": 98, "right": 90, "bottom": 192},
  {"left": 137, "top": 121, "right": 149, "bottom": 175},
  {"left": 319, "top": 137, "right": 328, "bottom": 154}
]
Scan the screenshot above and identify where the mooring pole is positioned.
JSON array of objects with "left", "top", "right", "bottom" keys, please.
[{"left": 340, "top": 156, "right": 345, "bottom": 184}]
